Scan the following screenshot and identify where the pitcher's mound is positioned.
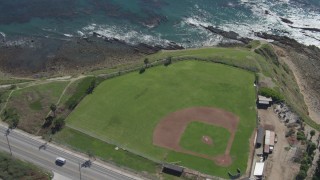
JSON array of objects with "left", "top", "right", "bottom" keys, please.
[{"left": 202, "top": 135, "right": 213, "bottom": 145}]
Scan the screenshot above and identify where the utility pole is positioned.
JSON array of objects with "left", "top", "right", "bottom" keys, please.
[{"left": 5, "top": 128, "right": 12, "bottom": 156}]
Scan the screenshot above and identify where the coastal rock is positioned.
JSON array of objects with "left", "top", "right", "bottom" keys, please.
[
  {"left": 288, "top": 25, "right": 320, "bottom": 33},
  {"left": 280, "top": 17, "right": 294, "bottom": 24},
  {"left": 201, "top": 25, "right": 252, "bottom": 44}
]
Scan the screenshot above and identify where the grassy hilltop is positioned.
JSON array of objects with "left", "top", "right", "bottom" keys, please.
[{"left": 1, "top": 43, "right": 312, "bottom": 179}]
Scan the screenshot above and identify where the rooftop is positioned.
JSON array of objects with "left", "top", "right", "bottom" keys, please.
[
  {"left": 258, "top": 95, "right": 272, "bottom": 102},
  {"left": 253, "top": 162, "right": 265, "bottom": 176}
]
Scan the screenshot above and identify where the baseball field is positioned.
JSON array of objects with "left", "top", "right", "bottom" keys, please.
[{"left": 66, "top": 60, "right": 257, "bottom": 178}]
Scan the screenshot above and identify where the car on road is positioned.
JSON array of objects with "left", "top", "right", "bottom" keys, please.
[{"left": 55, "top": 157, "right": 66, "bottom": 166}]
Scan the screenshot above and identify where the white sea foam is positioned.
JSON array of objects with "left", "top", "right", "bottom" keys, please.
[
  {"left": 77, "top": 30, "right": 85, "bottom": 37},
  {"left": 183, "top": 16, "right": 212, "bottom": 27},
  {"left": 82, "top": 23, "right": 172, "bottom": 47},
  {"left": 231, "top": 0, "right": 320, "bottom": 47},
  {"left": 4, "top": 39, "right": 29, "bottom": 47},
  {"left": 0, "top": 32, "right": 6, "bottom": 39},
  {"left": 63, "top": 33, "right": 73, "bottom": 37},
  {"left": 79, "top": 1, "right": 320, "bottom": 48}
]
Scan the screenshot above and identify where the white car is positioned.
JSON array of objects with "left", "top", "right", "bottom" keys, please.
[{"left": 55, "top": 157, "right": 66, "bottom": 165}]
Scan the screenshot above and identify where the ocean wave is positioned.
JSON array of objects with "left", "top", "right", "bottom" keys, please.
[
  {"left": 42, "top": 28, "right": 74, "bottom": 38},
  {"left": 77, "top": 30, "right": 85, "bottom": 37},
  {"left": 0, "top": 32, "right": 6, "bottom": 39},
  {"left": 2, "top": 39, "right": 31, "bottom": 47},
  {"left": 63, "top": 33, "right": 73, "bottom": 37},
  {"left": 81, "top": 23, "right": 173, "bottom": 47}
]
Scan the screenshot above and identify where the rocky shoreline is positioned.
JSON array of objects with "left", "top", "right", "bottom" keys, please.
[{"left": 0, "top": 34, "right": 183, "bottom": 77}]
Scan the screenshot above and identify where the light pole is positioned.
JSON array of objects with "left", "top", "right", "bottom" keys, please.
[
  {"left": 5, "top": 128, "right": 12, "bottom": 156},
  {"left": 79, "top": 162, "right": 82, "bottom": 180}
]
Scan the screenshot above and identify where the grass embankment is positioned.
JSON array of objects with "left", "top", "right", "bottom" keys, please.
[
  {"left": 0, "top": 151, "right": 52, "bottom": 180},
  {"left": 63, "top": 77, "right": 98, "bottom": 110},
  {"left": 54, "top": 127, "right": 158, "bottom": 174},
  {"left": 146, "top": 47, "right": 265, "bottom": 72},
  {"left": 5, "top": 81, "right": 69, "bottom": 134},
  {"left": 180, "top": 122, "right": 230, "bottom": 156},
  {"left": 65, "top": 61, "right": 256, "bottom": 178}
]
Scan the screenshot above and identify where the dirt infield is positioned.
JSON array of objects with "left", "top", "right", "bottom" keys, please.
[{"left": 153, "top": 107, "right": 239, "bottom": 166}]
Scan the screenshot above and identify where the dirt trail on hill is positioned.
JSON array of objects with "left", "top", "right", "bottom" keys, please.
[{"left": 273, "top": 46, "right": 320, "bottom": 123}]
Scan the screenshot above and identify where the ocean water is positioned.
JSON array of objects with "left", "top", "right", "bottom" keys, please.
[{"left": 0, "top": 0, "right": 319, "bottom": 48}]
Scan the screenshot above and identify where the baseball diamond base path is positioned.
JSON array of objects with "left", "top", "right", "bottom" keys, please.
[{"left": 153, "top": 107, "right": 239, "bottom": 166}]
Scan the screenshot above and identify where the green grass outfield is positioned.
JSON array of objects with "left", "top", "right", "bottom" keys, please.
[
  {"left": 180, "top": 122, "right": 230, "bottom": 157},
  {"left": 66, "top": 60, "right": 256, "bottom": 178}
]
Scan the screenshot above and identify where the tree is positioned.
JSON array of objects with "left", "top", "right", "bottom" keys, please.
[
  {"left": 310, "top": 130, "right": 316, "bottom": 140},
  {"left": 42, "top": 116, "right": 54, "bottom": 128},
  {"left": 8, "top": 116, "right": 19, "bottom": 129},
  {"left": 50, "top": 104, "right": 57, "bottom": 117},
  {"left": 307, "top": 142, "right": 317, "bottom": 156},
  {"left": 144, "top": 58, "right": 149, "bottom": 68},
  {"left": 52, "top": 118, "right": 65, "bottom": 133}
]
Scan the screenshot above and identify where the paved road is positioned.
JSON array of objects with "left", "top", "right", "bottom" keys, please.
[{"left": 0, "top": 125, "right": 144, "bottom": 180}]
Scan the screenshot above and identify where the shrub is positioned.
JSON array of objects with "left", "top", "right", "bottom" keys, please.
[
  {"left": 296, "top": 170, "right": 307, "bottom": 180},
  {"left": 0, "top": 152, "right": 50, "bottom": 179},
  {"left": 258, "top": 87, "right": 284, "bottom": 102},
  {"left": 254, "top": 44, "right": 280, "bottom": 66},
  {"left": 2, "top": 108, "right": 19, "bottom": 129},
  {"left": 65, "top": 77, "right": 101, "bottom": 110},
  {"left": 139, "top": 67, "right": 146, "bottom": 74},
  {"left": 52, "top": 118, "right": 65, "bottom": 133},
  {"left": 300, "top": 163, "right": 309, "bottom": 171},
  {"left": 164, "top": 56, "right": 172, "bottom": 66},
  {"left": 297, "top": 131, "right": 306, "bottom": 141}
]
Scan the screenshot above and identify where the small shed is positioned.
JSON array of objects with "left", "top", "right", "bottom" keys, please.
[
  {"left": 162, "top": 164, "right": 184, "bottom": 177},
  {"left": 253, "top": 162, "right": 265, "bottom": 177},
  {"left": 256, "top": 126, "right": 265, "bottom": 148},
  {"left": 257, "top": 95, "right": 273, "bottom": 109},
  {"left": 258, "top": 95, "right": 272, "bottom": 102}
]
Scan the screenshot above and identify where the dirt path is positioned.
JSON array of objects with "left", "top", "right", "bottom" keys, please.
[
  {"left": 34, "top": 75, "right": 88, "bottom": 135},
  {"left": 0, "top": 89, "right": 14, "bottom": 115},
  {"left": 259, "top": 108, "right": 300, "bottom": 180}
]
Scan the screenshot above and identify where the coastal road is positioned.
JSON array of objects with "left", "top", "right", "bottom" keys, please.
[{"left": 0, "top": 124, "right": 144, "bottom": 180}]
